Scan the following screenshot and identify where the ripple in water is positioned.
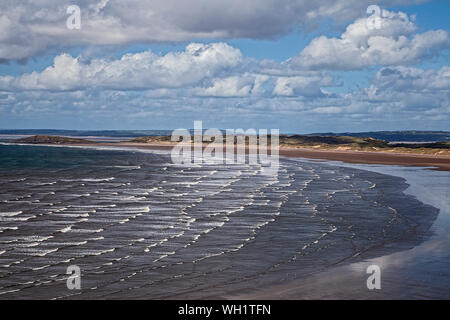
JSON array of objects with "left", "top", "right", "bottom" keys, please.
[{"left": 0, "top": 144, "right": 439, "bottom": 299}]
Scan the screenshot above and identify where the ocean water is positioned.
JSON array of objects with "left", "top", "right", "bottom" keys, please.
[
  {"left": 0, "top": 144, "right": 441, "bottom": 299},
  {"left": 322, "top": 161, "right": 450, "bottom": 299}
]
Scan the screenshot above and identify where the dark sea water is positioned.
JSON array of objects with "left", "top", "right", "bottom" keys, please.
[{"left": 0, "top": 144, "right": 441, "bottom": 299}]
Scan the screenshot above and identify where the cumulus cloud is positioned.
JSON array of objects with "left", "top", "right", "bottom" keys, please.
[
  {"left": 273, "top": 75, "right": 334, "bottom": 97},
  {"left": 0, "top": 42, "right": 339, "bottom": 99},
  {"left": 0, "top": 0, "right": 429, "bottom": 61},
  {"left": 3, "top": 64, "right": 449, "bottom": 131},
  {"left": 292, "top": 10, "right": 449, "bottom": 70},
  {"left": 193, "top": 74, "right": 269, "bottom": 97},
  {"left": 332, "top": 65, "right": 450, "bottom": 117},
  {"left": 1, "top": 2, "right": 448, "bottom": 132},
  {"left": 373, "top": 65, "right": 450, "bottom": 92},
  {"left": 0, "top": 43, "right": 243, "bottom": 91}
]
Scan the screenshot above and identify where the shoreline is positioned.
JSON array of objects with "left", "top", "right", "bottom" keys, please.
[
  {"left": 1, "top": 141, "right": 448, "bottom": 299},
  {"left": 278, "top": 146, "right": 450, "bottom": 171},
  {"left": 229, "top": 162, "right": 450, "bottom": 300},
  {"left": 56, "top": 141, "right": 450, "bottom": 171}
]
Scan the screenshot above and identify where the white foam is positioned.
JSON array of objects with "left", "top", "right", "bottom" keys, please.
[
  {"left": 81, "top": 177, "right": 115, "bottom": 182},
  {"left": 60, "top": 226, "right": 72, "bottom": 233},
  {"left": 0, "top": 211, "right": 22, "bottom": 217}
]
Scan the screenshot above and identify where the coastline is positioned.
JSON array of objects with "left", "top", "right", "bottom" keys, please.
[
  {"left": 52, "top": 141, "right": 450, "bottom": 171},
  {"left": 80, "top": 142, "right": 450, "bottom": 299},
  {"left": 1, "top": 141, "right": 448, "bottom": 299},
  {"left": 228, "top": 162, "right": 450, "bottom": 300}
]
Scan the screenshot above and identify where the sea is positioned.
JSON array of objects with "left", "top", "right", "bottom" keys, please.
[{"left": 0, "top": 143, "right": 448, "bottom": 299}]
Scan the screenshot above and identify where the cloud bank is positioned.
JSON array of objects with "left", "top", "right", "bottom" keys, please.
[
  {"left": 292, "top": 10, "right": 449, "bottom": 70},
  {"left": 0, "top": 3, "right": 448, "bottom": 132},
  {"left": 0, "top": 0, "right": 430, "bottom": 61}
]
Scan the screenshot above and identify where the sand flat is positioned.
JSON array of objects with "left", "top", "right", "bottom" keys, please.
[{"left": 72, "top": 142, "right": 450, "bottom": 171}]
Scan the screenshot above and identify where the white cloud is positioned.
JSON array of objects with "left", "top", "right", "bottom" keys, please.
[
  {"left": 1, "top": 1, "right": 449, "bottom": 132},
  {"left": 0, "top": 42, "right": 340, "bottom": 99},
  {"left": 292, "top": 10, "right": 449, "bottom": 70},
  {"left": 312, "top": 106, "right": 342, "bottom": 114},
  {"left": 193, "top": 74, "right": 269, "bottom": 97},
  {"left": 3, "top": 63, "right": 449, "bottom": 132},
  {"left": 373, "top": 65, "right": 450, "bottom": 92},
  {"left": 0, "top": 0, "right": 429, "bottom": 61},
  {"left": 0, "top": 43, "right": 243, "bottom": 91},
  {"left": 342, "top": 65, "right": 450, "bottom": 116},
  {"left": 273, "top": 75, "right": 334, "bottom": 96}
]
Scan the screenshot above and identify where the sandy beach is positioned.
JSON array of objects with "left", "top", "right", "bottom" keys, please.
[
  {"left": 72, "top": 142, "right": 450, "bottom": 171},
  {"left": 0, "top": 141, "right": 448, "bottom": 300},
  {"left": 82, "top": 142, "right": 450, "bottom": 299}
]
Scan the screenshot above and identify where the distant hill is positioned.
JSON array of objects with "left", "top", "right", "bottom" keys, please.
[
  {"left": 130, "top": 134, "right": 449, "bottom": 153},
  {"left": 12, "top": 135, "right": 95, "bottom": 144},
  {"left": 279, "top": 135, "right": 389, "bottom": 148},
  {"left": 2, "top": 129, "right": 450, "bottom": 143},
  {"left": 312, "top": 131, "right": 450, "bottom": 142},
  {"left": 131, "top": 134, "right": 389, "bottom": 147},
  {"left": 8, "top": 134, "right": 450, "bottom": 156}
]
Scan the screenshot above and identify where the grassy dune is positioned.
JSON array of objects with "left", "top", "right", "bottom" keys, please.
[
  {"left": 12, "top": 135, "right": 95, "bottom": 145},
  {"left": 130, "top": 134, "right": 450, "bottom": 156}
]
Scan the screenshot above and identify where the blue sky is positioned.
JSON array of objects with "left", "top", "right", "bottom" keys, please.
[{"left": 0, "top": 0, "right": 449, "bottom": 133}]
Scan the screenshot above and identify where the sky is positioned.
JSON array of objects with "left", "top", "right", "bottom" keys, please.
[{"left": 0, "top": 0, "right": 449, "bottom": 133}]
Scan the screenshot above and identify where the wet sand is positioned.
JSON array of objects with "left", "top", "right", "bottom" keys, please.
[
  {"left": 230, "top": 163, "right": 450, "bottom": 300},
  {"left": 279, "top": 147, "right": 450, "bottom": 171}
]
